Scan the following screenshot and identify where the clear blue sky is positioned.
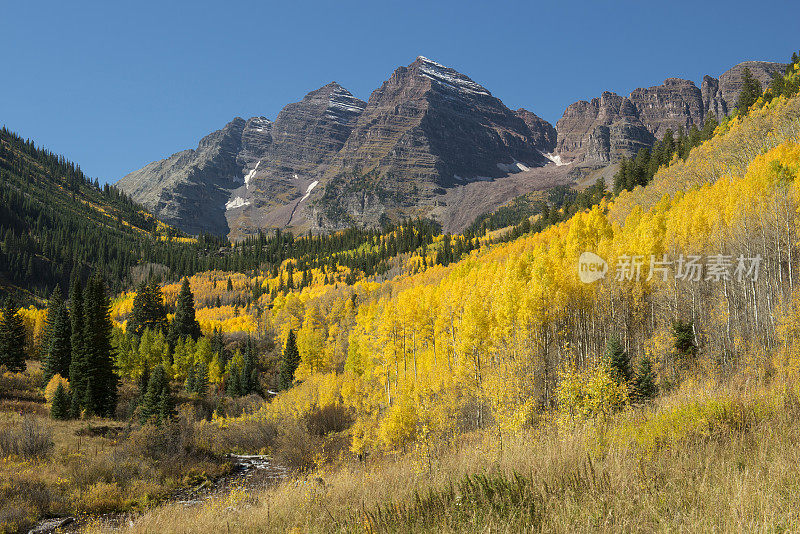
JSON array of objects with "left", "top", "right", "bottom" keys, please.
[{"left": 2, "top": 0, "right": 798, "bottom": 184}]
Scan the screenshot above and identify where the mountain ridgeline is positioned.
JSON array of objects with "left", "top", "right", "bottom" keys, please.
[
  {"left": 117, "top": 57, "right": 786, "bottom": 240},
  {"left": 118, "top": 57, "right": 556, "bottom": 239},
  {"left": 555, "top": 61, "right": 787, "bottom": 164}
]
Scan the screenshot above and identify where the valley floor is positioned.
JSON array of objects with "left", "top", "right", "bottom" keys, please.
[{"left": 84, "top": 377, "right": 800, "bottom": 533}]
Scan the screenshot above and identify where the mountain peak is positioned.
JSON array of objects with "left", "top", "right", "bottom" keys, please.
[
  {"left": 409, "top": 56, "right": 491, "bottom": 97},
  {"left": 319, "top": 81, "right": 346, "bottom": 92}
]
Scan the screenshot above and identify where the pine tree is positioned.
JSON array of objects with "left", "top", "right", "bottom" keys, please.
[
  {"left": 185, "top": 361, "right": 197, "bottom": 393},
  {"left": 672, "top": 319, "right": 698, "bottom": 365},
  {"left": 126, "top": 278, "right": 167, "bottom": 337},
  {"left": 69, "top": 278, "right": 87, "bottom": 418},
  {"left": 736, "top": 67, "right": 762, "bottom": 116},
  {"left": 606, "top": 336, "right": 630, "bottom": 383},
  {"left": 170, "top": 278, "right": 202, "bottom": 342},
  {"left": 701, "top": 112, "right": 718, "bottom": 140},
  {"left": 277, "top": 330, "right": 300, "bottom": 391},
  {"left": 50, "top": 382, "right": 71, "bottom": 420},
  {"left": 0, "top": 296, "right": 27, "bottom": 372},
  {"left": 632, "top": 355, "right": 657, "bottom": 402},
  {"left": 127, "top": 279, "right": 167, "bottom": 337},
  {"left": 137, "top": 363, "right": 151, "bottom": 405},
  {"left": 194, "top": 361, "right": 209, "bottom": 396},
  {"left": 82, "top": 275, "right": 118, "bottom": 418},
  {"left": 140, "top": 364, "right": 173, "bottom": 425},
  {"left": 770, "top": 70, "right": 787, "bottom": 99},
  {"left": 43, "top": 286, "right": 71, "bottom": 382},
  {"left": 237, "top": 338, "right": 259, "bottom": 396},
  {"left": 226, "top": 368, "right": 242, "bottom": 397}
]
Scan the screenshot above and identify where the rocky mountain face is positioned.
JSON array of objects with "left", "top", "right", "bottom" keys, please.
[
  {"left": 226, "top": 82, "right": 366, "bottom": 238},
  {"left": 703, "top": 61, "right": 786, "bottom": 119},
  {"left": 556, "top": 61, "right": 786, "bottom": 164},
  {"left": 515, "top": 108, "right": 557, "bottom": 154},
  {"left": 116, "top": 117, "right": 271, "bottom": 235},
  {"left": 119, "top": 57, "right": 557, "bottom": 238},
  {"left": 555, "top": 92, "right": 655, "bottom": 165},
  {"left": 311, "top": 57, "right": 552, "bottom": 232},
  {"left": 118, "top": 57, "right": 787, "bottom": 238}
]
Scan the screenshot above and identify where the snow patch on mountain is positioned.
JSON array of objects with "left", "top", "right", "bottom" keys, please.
[
  {"left": 299, "top": 180, "right": 319, "bottom": 202},
  {"left": 225, "top": 196, "right": 250, "bottom": 210},
  {"left": 544, "top": 152, "right": 569, "bottom": 166},
  {"left": 248, "top": 117, "right": 271, "bottom": 133},
  {"left": 416, "top": 56, "right": 491, "bottom": 96},
  {"left": 496, "top": 160, "right": 530, "bottom": 173},
  {"left": 243, "top": 161, "right": 261, "bottom": 187},
  {"left": 325, "top": 85, "right": 366, "bottom": 122}
]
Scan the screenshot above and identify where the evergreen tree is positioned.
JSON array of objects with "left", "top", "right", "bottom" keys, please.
[
  {"left": 632, "top": 355, "right": 657, "bottom": 402},
  {"left": 236, "top": 338, "right": 259, "bottom": 396},
  {"left": 633, "top": 148, "right": 651, "bottom": 188},
  {"left": 672, "top": 319, "right": 698, "bottom": 365},
  {"left": 140, "top": 365, "right": 173, "bottom": 425},
  {"left": 736, "top": 67, "right": 762, "bottom": 116},
  {"left": 770, "top": 70, "right": 787, "bottom": 99},
  {"left": 50, "top": 382, "right": 71, "bottom": 420},
  {"left": 194, "top": 361, "right": 209, "bottom": 396},
  {"left": 185, "top": 361, "right": 197, "bottom": 393},
  {"left": 277, "top": 330, "right": 300, "bottom": 391},
  {"left": 209, "top": 327, "right": 229, "bottom": 365},
  {"left": 127, "top": 279, "right": 167, "bottom": 337},
  {"left": 138, "top": 363, "right": 151, "bottom": 403},
  {"left": 606, "top": 336, "right": 630, "bottom": 383},
  {"left": 68, "top": 278, "right": 88, "bottom": 418},
  {"left": 43, "top": 286, "right": 71, "bottom": 382},
  {"left": 170, "top": 278, "right": 202, "bottom": 342},
  {"left": 701, "top": 112, "right": 718, "bottom": 140},
  {"left": 0, "top": 296, "right": 27, "bottom": 372},
  {"left": 82, "top": 275, "right": 118, "bottom": 418},
  {"left": 226, "top": 367, "right": 242, "bottom": 397}
]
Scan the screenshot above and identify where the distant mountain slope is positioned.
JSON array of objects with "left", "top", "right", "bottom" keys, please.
[{"left": 117, "top": 116, "right": 272, "bottom": 236}]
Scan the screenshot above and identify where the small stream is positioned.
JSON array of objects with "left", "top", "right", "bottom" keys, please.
[{"left": 28, "top": 455, "right": 289, "bottom": 534}]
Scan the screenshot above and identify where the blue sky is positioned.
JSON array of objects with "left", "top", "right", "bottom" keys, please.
[{"left": 1, "top": 0, "right": 798, "bottom": 183}]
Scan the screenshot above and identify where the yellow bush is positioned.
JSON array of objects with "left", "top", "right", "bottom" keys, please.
[
  {"left": 43, "top": 374, "right": 69, "bottom": 404},
  {"left": 557, "top": 362, "right": 629, "bottom": 421},
  {"left": 78, "top": 481, "right": 126, "bottom": 514},
  {"left": 378, "top": 394, "right": 418, "bottom": 452},
  {"left": 607, "top": 394, "right": 772, "bottom": 455}
]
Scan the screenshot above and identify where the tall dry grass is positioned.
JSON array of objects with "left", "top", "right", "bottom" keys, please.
[{"left": 95, "top": 379, "right": 800, "bottom": 533}]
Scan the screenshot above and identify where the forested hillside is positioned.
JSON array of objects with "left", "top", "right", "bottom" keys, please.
[
  {"left": 198, "top": 55, "right": 800, "bottom": 453},
  {"left": 0, "top": 128, "right": 197, "bottom": 297}
]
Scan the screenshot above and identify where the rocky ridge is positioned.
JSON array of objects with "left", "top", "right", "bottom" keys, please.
[{"left": 555, "top": 60, "right": 787, "bottom": 164}]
